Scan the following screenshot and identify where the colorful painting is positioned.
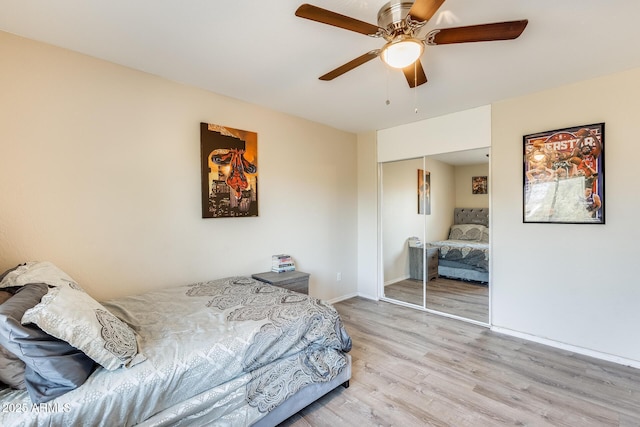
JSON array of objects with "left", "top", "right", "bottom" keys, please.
[
  {"left": 418, "top": 169, "right": 430, "bottom": 215},
  {"left": 523, "top": 123, "right": 604, "bottom": 224},
  {"left": 200, "top": 123, "right": 258, "bottom": 218}
]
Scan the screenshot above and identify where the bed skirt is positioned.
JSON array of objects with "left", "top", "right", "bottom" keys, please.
[{"left": 438, "top": 265, "right": 488, "bottom": 283}]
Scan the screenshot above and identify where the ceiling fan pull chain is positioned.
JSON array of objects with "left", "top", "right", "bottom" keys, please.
[{"left": 385, "top": 67, "right": 391, "bottom": 106}]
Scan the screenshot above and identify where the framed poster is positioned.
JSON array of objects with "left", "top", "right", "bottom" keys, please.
[
  {"left": 523, "top": 123, "right": 604, "bottom": 224},
  {"left": 472, "top": 176, "right": 488, "bottom": 194},
  {"left": 200, "top": 123, "right": 258, "bottom": 218},
  {"left": 418, "top": 169, "right": 430, "bottom": 215}
]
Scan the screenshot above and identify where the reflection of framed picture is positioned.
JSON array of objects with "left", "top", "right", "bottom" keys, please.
[
  {"left": 472, "top": 176, "right": 487, "bottom": 194},
  {"left": 418, "top": 169, "right": 430, "bottom": 215},
  {"left": 523, "top": 123, "right": 604, "bottom": 224}
]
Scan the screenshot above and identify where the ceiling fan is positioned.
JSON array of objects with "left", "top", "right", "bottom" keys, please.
[{"left": 295, "top": 0, "right": 528, "bottom": 88}]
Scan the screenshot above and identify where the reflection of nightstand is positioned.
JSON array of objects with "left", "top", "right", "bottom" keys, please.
[
  {"left": 251, "top": 271, "right": 310, "bottom": 294},
  {"left": 426, "top": 248, "right": 438, "bottom": 281},
  {"left": 409, "top": 247, "right": 439, "bottom": 281}
]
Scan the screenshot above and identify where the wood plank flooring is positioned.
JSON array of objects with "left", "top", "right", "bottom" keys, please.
[
  {"left": 384, "top": 277, "right": 489, "bottom": 323},
  {"left": 278, "top": 297, "right": 640, "bottom": 427}
]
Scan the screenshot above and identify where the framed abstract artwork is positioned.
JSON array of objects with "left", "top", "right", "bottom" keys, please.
[
  {"left": 472, "top": 176, "right": 488, "bottom": 194},
  {"left": 418, "top": 169, "right": 430, "bottom": 215},
  {"left": 523, "top": 123, "right": 604, "bottom": 224},
  {"left": 200, "top": 123, "right": 258, "bottom": 218}
]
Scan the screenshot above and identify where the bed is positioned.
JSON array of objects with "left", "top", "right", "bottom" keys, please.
[
  {"left": 427, "top": 208, "right": 489, "bottom": 283},
  {"left": 0, "top": 262, "right": 352, "bottom": 427}
]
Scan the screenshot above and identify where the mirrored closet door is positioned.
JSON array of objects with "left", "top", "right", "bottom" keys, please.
[
  {"left": 380, "top": 157, "right": 426, "bottom": 308},
  {"left": 380, "top": 148, "right": 490, "bottom": 324}
]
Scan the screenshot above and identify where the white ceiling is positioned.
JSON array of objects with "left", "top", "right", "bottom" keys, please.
[{"left": 2, "top": 0, "right": 639, "bottom": 134}]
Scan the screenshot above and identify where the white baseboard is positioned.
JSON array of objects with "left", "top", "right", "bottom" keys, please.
[
  {"left": 326, "top": 292, "right": 359, "bottom": 304},
  {"left": 384, "top": 275, "right": 410, "bottom": 287},
  {"left": 491, "top": 326, "right": 640, "bottom": 370},
  {"left": 356, "top": 292, "right": 378, "bottom": 301},
  {"left": 326, "top": 291, "right": 378, "bottom": 304}
]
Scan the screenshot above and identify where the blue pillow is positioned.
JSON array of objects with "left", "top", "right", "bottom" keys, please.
[{"left": 0, "top": 284, "right": 96, "bottom": 403}]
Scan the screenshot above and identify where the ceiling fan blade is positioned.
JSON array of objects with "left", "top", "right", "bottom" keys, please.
[
  {"left": 426, "top": 20, "right": 528, "bottom": 45},
  {"left": 407, "top": 0, "right": 446, "bottom": 22},
  {"left": 319, "top": 51, "right": 380, "bottom": 81},
  {"left": 402, "top": 60, "right": 428, "bottom": 88},
  {"left": 295, "top": 4, "right": 382, "bottom": 36}
]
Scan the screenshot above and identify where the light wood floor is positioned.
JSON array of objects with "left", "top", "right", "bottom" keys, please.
[
  {"left": 279, "top": 297, "right": 640, "bottom": 426},
  {"left": 384, "top": 277, "right": 489, "bottom": 322}
]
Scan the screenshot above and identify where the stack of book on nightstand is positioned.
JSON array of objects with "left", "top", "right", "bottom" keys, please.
[{"left": 271, "top": 254, "right": 296, "bottom": 273}]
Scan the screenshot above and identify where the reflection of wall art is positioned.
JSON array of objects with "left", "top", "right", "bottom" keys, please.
[
  {"left": 200, "top": 123, "right": 258, "bottom": 218},
  {"left": 418, "top": 169, "right": 430, "bottom": 215},
  {"left": 523, "top": 122, "right": 604, "bottom": 224},
  {"left": 472, "top": 176, "right": 488, "bottom": 194}
]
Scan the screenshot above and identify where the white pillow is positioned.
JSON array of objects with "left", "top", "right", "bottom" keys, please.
[
  {"left": 0, "top": 261, "right": 75, "bottom": 289},
  {"left": 22, "top": 282, "right": 145, "bottom": 370}
]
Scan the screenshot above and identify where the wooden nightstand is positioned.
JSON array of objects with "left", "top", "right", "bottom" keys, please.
[
  {"left": 409, "top": 247, "right": 438, "bottom": 281},
  {"left": 426, "top": 247, "right": 438, "bottom": 281},
  {"left": 251, "top": 271, "right": 310, "bottom": 294}
]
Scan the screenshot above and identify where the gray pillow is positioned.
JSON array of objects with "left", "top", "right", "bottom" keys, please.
[
  {"left": 0, "top": 287, "right": 26, "bottom": 390},
  {"left": 0, "top": 284, "right": 96, "bottom": 403},
  {"left": 0, "top": 345, "right": 26, "bottom": 390}
]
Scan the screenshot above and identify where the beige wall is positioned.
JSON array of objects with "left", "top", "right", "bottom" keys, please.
[
  {"left": 424, "top": 158, "right": 456, "bottom": 241},
  {"left": 0, "top": 31, "right": 358, "bottom": 302},
  {"left": 380, "top": 156, "right": 457, "bottom": 284},
  {"left": 356, "top": 132, "right": 378, "bottom": 300},
  {"left": 455, "top": 163, "right": 489, "bottom": 209},
  {"left": 492, "top": 67, "right": 640, "bottom": 365}
]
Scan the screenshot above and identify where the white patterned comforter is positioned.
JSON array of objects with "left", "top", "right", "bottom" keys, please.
[{"left": 0, "top": 277, "right": 352, "bottom": 426}]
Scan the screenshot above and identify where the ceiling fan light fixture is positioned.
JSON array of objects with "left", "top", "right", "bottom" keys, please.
[{"left": 380, "top": 37, "right": 424, "bottom": 69}]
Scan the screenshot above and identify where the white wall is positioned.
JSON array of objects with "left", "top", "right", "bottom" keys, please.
[
  {"left": 0, "top": 31, "right": 358, "bottom": 302},
  {"left": 377, "top": 105, "right": 492, "bottom": 162},
  {"left": 492, "top": 67, "right": 640, "bottom": 365}
]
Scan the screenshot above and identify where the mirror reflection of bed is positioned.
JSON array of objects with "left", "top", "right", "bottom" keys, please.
[{"left": 381, "top": 149, "right": 490, "bottom": 324}]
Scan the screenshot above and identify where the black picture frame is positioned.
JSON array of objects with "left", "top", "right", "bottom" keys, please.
[{"left": 523, "top": 123, "right": 604, "bottom": 224}]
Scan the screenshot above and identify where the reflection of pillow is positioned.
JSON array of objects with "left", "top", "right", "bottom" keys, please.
[
  {"left": 480, "top": 229, "right": 490, "bottom": 243},
  {"left": 0, "top": 284, "right": 95, "bottom": 403},
  {"left": 22, "top": 282, "right": 145, "bottom": 371},
  {"left": 448, "top": 224, "right": 487, "bottom": 241}
]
